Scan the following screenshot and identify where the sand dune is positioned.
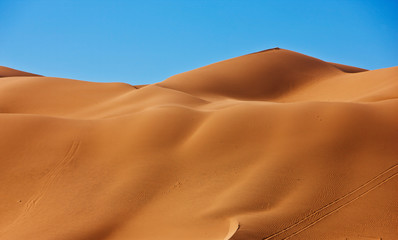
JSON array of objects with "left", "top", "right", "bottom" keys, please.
[{"left": 0, "top": 49, "right": 397, "bottom": 240}]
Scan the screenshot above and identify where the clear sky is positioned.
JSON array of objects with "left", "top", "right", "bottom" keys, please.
[{"left": 0, "top": 0, "right": 397, "bottom": 85}]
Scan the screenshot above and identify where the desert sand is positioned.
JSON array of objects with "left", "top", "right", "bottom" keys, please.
[{"left": 0, "top": 48, "right": 397, "bottom": 240}]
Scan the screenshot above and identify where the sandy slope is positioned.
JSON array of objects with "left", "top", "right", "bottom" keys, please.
[{"left": 0, "top": 49, "right": 397, "bottom": 240}]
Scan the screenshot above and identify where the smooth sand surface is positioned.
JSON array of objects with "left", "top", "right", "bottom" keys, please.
[{"left": 0, "top": 49, "right": 397, "bottom": 240}]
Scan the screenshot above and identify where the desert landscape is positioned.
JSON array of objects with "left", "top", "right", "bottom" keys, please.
[{"left": 0, "top": 48, "right": 397, "bottom": 240}]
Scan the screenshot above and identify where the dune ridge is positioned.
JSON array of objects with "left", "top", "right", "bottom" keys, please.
[{"left": 0, "top": 49, "right": 397, "bottom": 240}]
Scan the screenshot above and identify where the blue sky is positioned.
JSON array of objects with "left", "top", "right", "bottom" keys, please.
[{"left": 0, "top": 0, "right": 397, "bottom": 85}]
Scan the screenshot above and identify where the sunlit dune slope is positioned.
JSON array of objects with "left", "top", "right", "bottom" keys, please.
[{"left": 0, "top": 48, "right": 397, "bottom": 240}]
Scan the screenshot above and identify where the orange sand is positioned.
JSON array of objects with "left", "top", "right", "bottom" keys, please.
[{"left": 0, "top": 49, "right": 397, "bottom": 240}]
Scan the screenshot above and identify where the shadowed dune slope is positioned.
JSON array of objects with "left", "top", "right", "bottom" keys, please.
[
  {"left": 0, "top": 49, "right": 397, "bottom": 240},
  {"left": 0, "top": 66, "right": 41, "bottom": 77}
]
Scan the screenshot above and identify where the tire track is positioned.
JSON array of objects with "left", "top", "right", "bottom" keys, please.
[
  {"left": 0, "top": 138, "right": 81, "bottom": 234},
  {"left": 23, "top": 139, "right": 81, "bottom": 212},
  {"left": 263, "top": 163, "right": 398, "bottom": 240}
]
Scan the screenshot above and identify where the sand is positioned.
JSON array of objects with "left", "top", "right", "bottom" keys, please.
[{"left": 0, "top": 48, "right": 397, "bottom": 240}]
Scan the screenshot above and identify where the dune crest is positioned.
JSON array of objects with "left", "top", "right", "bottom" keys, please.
[{"left": 0, "top": 49, "right": 397, "bottom": 240}]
